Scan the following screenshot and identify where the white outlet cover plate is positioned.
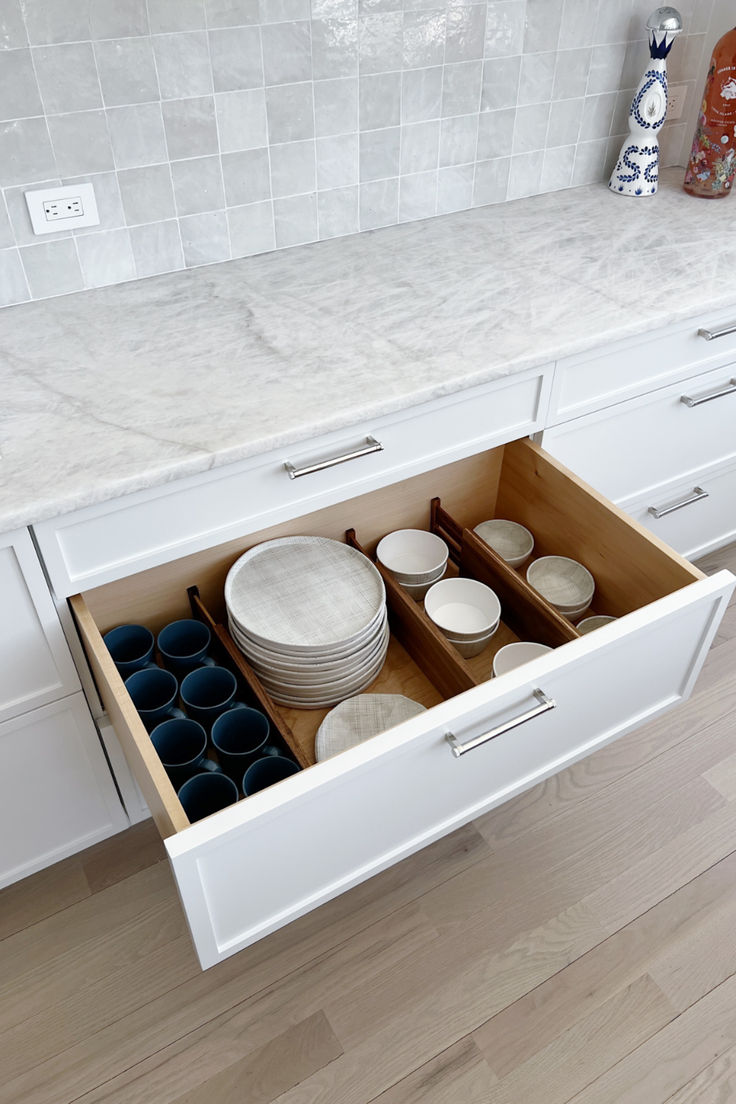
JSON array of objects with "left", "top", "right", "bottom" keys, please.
[{"left": 25, "top": 183, "right": 100, "bottom": 235}]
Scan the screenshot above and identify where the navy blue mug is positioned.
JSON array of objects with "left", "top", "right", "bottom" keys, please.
[
  {"left": 211, "top": 706, "right": 272, "bottom": 784},
  {"left": 178, "top": 772, "right": 239, "bottom": 823},
  {"left": 179, "top": 666, "right": 246, "bottom": 731},
  {"left": 243, "top": 754, "right": 300, "bottom": 796},
  {"left": 150, "top": 718, "right": 221, "bottom": 789},
  {"left": 104, "top": 623, "right": 157, "bottom": 677},
  {"left": 157, "top": 619, "right": 215, "bottom": 676},
  {"left": 125, "top": 667, "right": 185, "bottom": 731}
]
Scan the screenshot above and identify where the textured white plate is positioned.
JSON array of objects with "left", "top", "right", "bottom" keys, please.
[
  {"left": 316, "top": 693, "right": 427, "bottom": 761},
  {"left": 225, "top": 536, "right": 385, "bottom": 652},
  {"left": 228, "top": 612, "right": 388, "bottom": 676},
  {"left": 228, "top": 604, "right": 386, "bottom": 664},
  {"left": 252, "top": 625, "right": 390, "bottom": 692},
  {"left": 266, "top": 639, "right": 391, "bottom": 709}
]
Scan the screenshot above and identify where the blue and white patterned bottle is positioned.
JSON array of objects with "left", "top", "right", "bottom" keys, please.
[{"left": 609, "top": 7, "right": 683, "bottom": 197}]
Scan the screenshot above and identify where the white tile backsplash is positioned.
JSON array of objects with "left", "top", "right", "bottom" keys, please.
[{"left": 0, "top": 0, "right": 711, "bottom": 304}]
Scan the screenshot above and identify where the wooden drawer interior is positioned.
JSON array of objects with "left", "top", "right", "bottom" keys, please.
[{"left": 71, "top": 439, "right": 703, "bottom": 841}]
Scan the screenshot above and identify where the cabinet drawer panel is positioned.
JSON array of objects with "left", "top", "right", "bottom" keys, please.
[
  {"left": 622, "top": 461, "right": 736, "bottom": 561},
  {"left": 35, "top": 368, "right": 550, "bottom": 596},
  {"left": 167, "top": 577, "right": 730, "bottom": 968},
  {"left": 0, "top": 529, "right": 80, "bottom": 722},
  {"left": 548, "top": 308, "right": 736, "bottom": 424},
  {"left": 544, "top": 363, "right": 736, "bottom": 503},
  {"left": 0, "top": 694, "right": 127, "bottom": 889}
]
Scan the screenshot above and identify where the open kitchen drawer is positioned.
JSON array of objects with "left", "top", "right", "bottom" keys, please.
[{"left": 70, "top": 440, "right": 734, "bottom": 968}]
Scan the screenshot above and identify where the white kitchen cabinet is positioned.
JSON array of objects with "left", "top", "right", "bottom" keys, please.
[
  {"left": 69, "top": 438, "right": 734, "bottom": 969},
  {"left": 0, "top": 693, "right": 128, "bottom": 888},
  {"left": 0, "top": 528, "right": 81, "bottom": 723}
]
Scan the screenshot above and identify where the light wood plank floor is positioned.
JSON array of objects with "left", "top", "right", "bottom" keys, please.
[{"left": 2, "top": 544, "right": 736, "bottom": 1104}]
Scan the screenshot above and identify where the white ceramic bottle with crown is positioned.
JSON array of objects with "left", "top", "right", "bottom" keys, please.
[{"left": 608, "top": 7, "right": 683, "bottom": 197}]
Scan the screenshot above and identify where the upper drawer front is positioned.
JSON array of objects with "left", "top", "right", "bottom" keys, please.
[
  {"left": 34, "top": 368, "right": 550, "bottom": 597},
  {"left": 548, "top": 307, "right": 736, "bottom": 425},
  {"left": 543, "top": 362, "right": 736, "bottom": 503},
  {"left": 0, "top": 529, "right": 80, "bottom": 722},
  {"left": 166, "top": 576, "right": 731, "bottom": 968}
]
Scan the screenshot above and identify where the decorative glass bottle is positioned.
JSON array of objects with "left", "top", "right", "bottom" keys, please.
[{"left": 684, "top": 25, "right": 736, "bottom": 198}]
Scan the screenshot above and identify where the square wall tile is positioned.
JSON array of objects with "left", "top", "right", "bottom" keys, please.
[
  {"left": 33, "top": 44, "right": 102, "bottom": 114},
  {"left": 483, "top": 1, "right": 525, "bottom": 59},
  {"left": 445, "top": 4, "right": 485, "bottom": 64},
  {"left": 523, "top": 0, "right": 563, "bottom": 54},
  {"left": 94, "top": 39, "right": 159, "bottom": 107},
  {"left": 274, "top": 192, "right": 317, "bottom": 246},
  {"left": 507, "top": 149, "right": 543, "bottom": 199},
  {"left": 0, "top": 246, "right": 29, "bottom": 304},
  {"left": 222, "top": 147, "right": 271, "bottom": 204},
  {"left": 439, "top": 113, "right": 478, "bottom": 166},
  {"left": 89, "top": 0, "right": 150, "bottom": 39},
  {"left": 442, "top": 61, "right": 482, "bottom": 118},
  {"left": 316, "top": 132, "right": 358, "bottom": 188},
  {"left": 180, "top": 210, "right": 231, "bottom": 264},
  {"left": 130, "top": 219, "right": 185, "bottom": 276},
  {"left": 512, "top": 102, "right": 550, "bottom": 153},
  {"left": 317, "top": 185, "right": 359, "bottom": 239},
  {"left": 209, "top": 26, "right": 264, "bottom": 91},
  {"left": 20, "top": 238, "right": 82, "bottom": 297},
  {"left": 437, "top": 162, "right": 474, "bottom": 212},
  {"left": 153, "top": 33, "right": 213, "bottom": 100},
  {"left": 360, "top": 126, "right": 400, "bottom": 181},
  {"left": 171, "top": 155, "right": 225, "bottom": 215},
  {"left": 472, "top": 155, "right": 509, "bottom": 204},
  {"left": 270, "top": 139, "right": 316, "bottom": 196},
  {"left": 148, "top": 0, "right": 206, "bottom": 32},
  {"left": 518, "top": 51, "right": 555, "bottom": 105},
  {"left": 579, "top": 92, "right": 616, "bottom": 143},
  {"left": 118, "top": 164, "right": 176, "bottom": 225},
  {"left": 571, "top": 137, "right": 608, "bottom": 186},
  {"left": 216, "top": 90, "right": 268, "bottom": 152},
  {"left": 400, "top": 118, "right": 439, "bottom": 173},
  {"left": 0, "top": 48, "right": 42, "bottom": 120},
  {"left": 0, "top": 0, "right": 27, "bottom": 49},
  {"left": 0, "top": 117, "right": 57, "bottom": 187},
  {"left": 228, "top": 200, "right": 275, "bottom": 256},
  {"left": 315, "top": 77, "right": 358, "bottom": 136},
  {"left": 401, "top": 66, "right": 442, "bottom": 122},
  {"left": 360, "top": 71, "right": 401, "bottom": 130},
  {"left": 206, "top": 0, "right": 260, "bottom": 27},
  {"left": 162, "top": 97, "right": 219, "bottom": 159},
  {"left": 359, "top": 13, "right": 403, "bottom": 74},
  {"left": 476, "top": 106, "right": 515, "bottom": 159},
  {"left": 547, "top": 97, "right": 583, "bottom": 147},
  {"left": 399, "top": 169, "right": 436, "bottom": 221},
  {"left": 481, "top": 55, "right": 521, "bottom": 111},
  {"left": 76, "top": 228, "right": 136, "bottom": 287},
  {"left": 552, "top": 47, "right": 591, "bottom": 99},
  {"left": 540, "top": 144, "right": 574, "bottom": 191},
  {"left": 260, "top": 0, "right": 311, "bottom": 22},
  {"left": 312, "top": 17, "right": 358, "bottom": 79},
  {"left": 266, "top": 82, "right": 315, "bottom": 142},
  {"left": 262, "top": 20, "right": 313, "bottom": 84},
  {"left": 359, "top": 177, "right": 398, "bottom": 228},
  {"left": 402, "top": 10, "right": 446, "bottom": 70},
  {"left": 47, "top": 111, "right": 114, "bottom": 177},
  {"left": 108, "top": 103, "right": 168, "bottom": 168}
]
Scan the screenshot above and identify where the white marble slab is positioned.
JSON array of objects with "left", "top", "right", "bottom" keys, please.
[{"left": 1, "top": 169, "right": 736, "bottom": 533}]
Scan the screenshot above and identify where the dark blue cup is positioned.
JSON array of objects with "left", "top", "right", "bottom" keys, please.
[
  {"left": 104, "top": 623, "right": 157, "bottom": 677},
  {"left": 179, "top": 666, "right": 246, "bottom": 731},
  {"left": 178, "top": 772, "right": 239, "bottom": 823},
  {"left": 211, "top": 706, "right": 271, "bottom": 784},
  {"left": 150, "top": 718, "right": 221, "bottom": 789},
  {"left": 243, "top": 754, "right": 300, "bottom": 796},
  {"left": 157, "top": 619, "right": 215, "bottom": 676},
  {"left": 125, "top": 667, "right": 185, "bottom": 731}
]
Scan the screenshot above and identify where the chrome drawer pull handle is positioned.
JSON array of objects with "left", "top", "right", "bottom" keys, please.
[
  {"left": 680, "top": 378, "right": 736, "bottom": 407},
  {"left": 284, "top": 436, "right": 383, "bottom": 479},
  {"left": 446, "top": 689, "right": 556, "bottom": 758},
  {"left": 647, "top": 487, "right": 708, "bottom": 520},
  {"left": 697, "top": 323, "right": 736, "bottom": 341}
]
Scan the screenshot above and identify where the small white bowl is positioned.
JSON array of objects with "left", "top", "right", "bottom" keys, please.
[
  {"left": 401, "top": 573, "right": 446, "bottom": 602},
  {"left": 577, "top": 615, "right": 617, "bottom": 635},
  {"left": 377, "top": 529, "right": 449, "bottom": 585},
  {"left": 526, "top": 556, "right": 595, "bottom": 615},
  {"left": 425, "top": 577, "right": 501, "bottom": 641},
  {"left": 492, "top": 641, "right": 553, "bottom": 677},
  {"left": 474, "top": 519, "right": 534, "bottom": 567},
  {"left": 445, "top": 631, "right": 497, "bottom": 659}
]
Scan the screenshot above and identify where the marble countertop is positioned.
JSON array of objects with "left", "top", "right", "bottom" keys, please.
[{"left": 2, "top": 168, "right": 736, "bottom": 534}]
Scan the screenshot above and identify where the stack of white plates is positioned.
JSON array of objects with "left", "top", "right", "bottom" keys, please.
[{"left": 225, "top": 536, "right": 388, "bottom": 708}]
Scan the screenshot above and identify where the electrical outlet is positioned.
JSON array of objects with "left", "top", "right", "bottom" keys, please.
[
  {"left": 25, "top": 183, "right": 100, "bottom": 235},
  {"left": 668, "top": 83, "right": 688, "bottom": 121}
]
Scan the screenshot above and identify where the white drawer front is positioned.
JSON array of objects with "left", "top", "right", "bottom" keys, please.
[
  {"left": 548, "top": 307, "right": 736, "bottom": 425},
  {"left": 0, "top": 694, "right": 127, "bottom": 888},
  {"left": 543, "top": 363, "right": 736, "bottom": 503},
  {"left": 622, "top": 461, "right": 736, "bottom": 561},
  {"left": 166, "top": 574, "right": 731, "bottom": 968},
  {"left": 0, "top": 529, "right": 80, "bottom": 722},
  {"left": 34, "top": 368, "right": 550, "bottom": 595}
]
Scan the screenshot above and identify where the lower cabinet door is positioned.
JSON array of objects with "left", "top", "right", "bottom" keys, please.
[
  {"left": 164, "top": 574, "right": 730, "bottom": 968},
  {"left": 0, "top": 694, "right": 128, "bottom": 888}
]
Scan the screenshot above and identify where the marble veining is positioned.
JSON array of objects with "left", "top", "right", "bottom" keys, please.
[{"left": 1, "top": 169, "right": 736, "bottom": 533}]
